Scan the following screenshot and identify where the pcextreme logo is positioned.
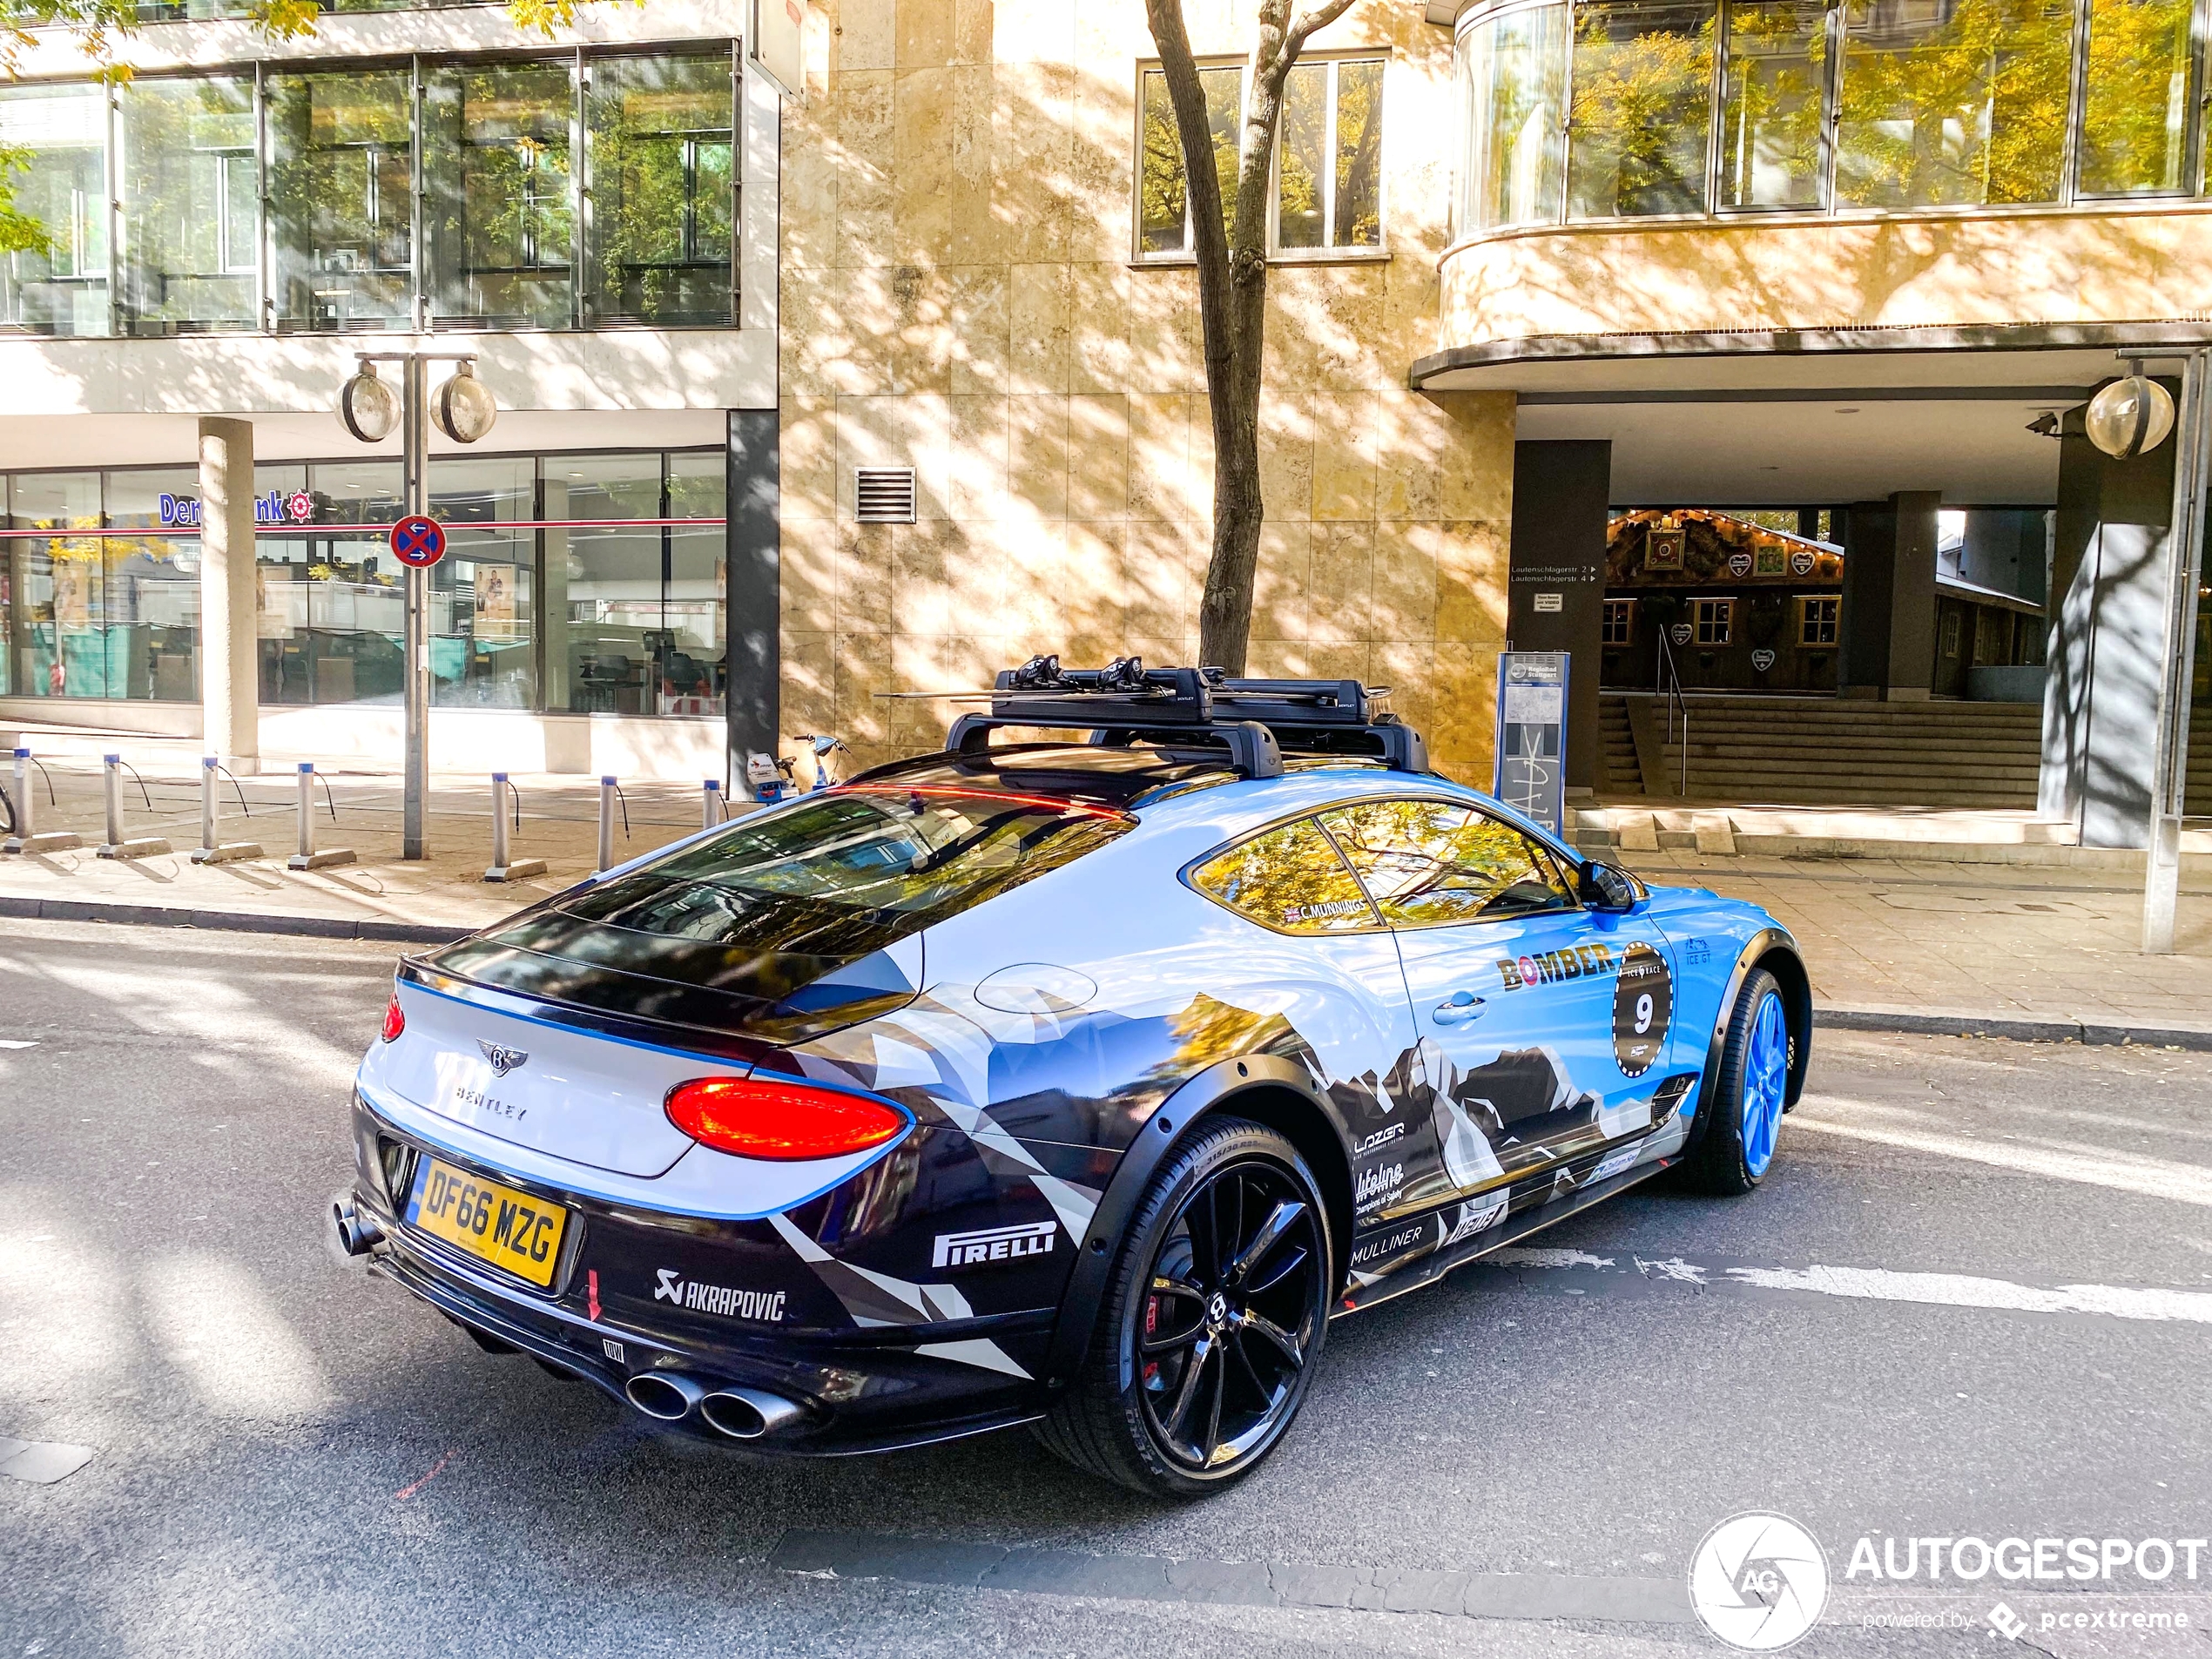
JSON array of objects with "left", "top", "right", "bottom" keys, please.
[{"left": 1689, "top": 1513, "right": 1831, "bottom": 1650}]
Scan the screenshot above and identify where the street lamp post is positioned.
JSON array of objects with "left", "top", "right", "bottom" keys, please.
[{"left": 337, "top": 352, "right": 497, "bottom": 860}]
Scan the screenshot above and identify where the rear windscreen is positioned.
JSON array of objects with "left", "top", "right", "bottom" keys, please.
[{"left": 432, "top": 786, "right": 1132, "bottom": 1037}]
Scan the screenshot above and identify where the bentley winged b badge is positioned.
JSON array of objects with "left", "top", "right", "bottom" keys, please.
[{"left": 476, "top": 1039, "right": 529, "bottom": 1078}]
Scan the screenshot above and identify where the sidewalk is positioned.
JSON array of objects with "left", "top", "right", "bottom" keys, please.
[{"left": 3, "top": 755, "right": 2207, "bottom": 1047}]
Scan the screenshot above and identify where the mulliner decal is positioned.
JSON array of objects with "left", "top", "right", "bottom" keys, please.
[{"left": 1612, "top": 943, "right": 1674, "bottom": 1079}]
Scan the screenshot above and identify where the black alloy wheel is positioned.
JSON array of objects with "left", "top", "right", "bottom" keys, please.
[{"left": 1037, "top": 1118, "right": 1332, "bottom": 1498}]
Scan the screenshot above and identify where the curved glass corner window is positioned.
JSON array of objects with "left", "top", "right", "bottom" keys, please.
[
  {"left": 2078, "top": 0, "right": 2195, "bottom": 194},
  {"left": 1568, "top": 0, "right": 1716, "bottom": 219},
  {"left": 1458, "top": 3, "right": 1570, "bottom": 232},
  {"left": 1836, "top": 0, "right": 2070, "bottom": 207},
  {"left": 1719, "top": 0, "right": 1828, "bottom": 209},
  {"left": 266, "top": 70, "right": 415, "bottom": 332},
  {"left": 425, "top": 61, "right": 577, "bottom": 329},
  {"left": 118, "top": 76, "right": 258, "bottom": 335},
  {"left": 584, "top": 52, "right": 735, "bottom": 327},
  {"left": 0, "top": 84, "right": 111, "bottom": 337}
]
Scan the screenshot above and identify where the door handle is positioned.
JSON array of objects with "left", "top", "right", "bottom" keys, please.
[{"left": 1432, "top": 991, "right": 1486, "bottom": 1026}]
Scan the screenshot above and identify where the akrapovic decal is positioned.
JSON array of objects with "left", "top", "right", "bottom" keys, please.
[{"left": 1612, "top": 942, "right": 1673, "bottom": 1078}]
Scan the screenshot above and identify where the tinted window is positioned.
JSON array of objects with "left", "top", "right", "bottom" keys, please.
[
  {"left": 1190, "top": 816, "right": 1382, "bottom": 934},
  {"left": 1318, "top": 799, "right": 1576, "bottom": 927},
  {"left": 434, "top": 786, "right": 1130, "bottom": 1036}
]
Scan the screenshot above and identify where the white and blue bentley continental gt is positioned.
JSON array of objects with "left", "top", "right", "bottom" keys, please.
[{"left": 333, "top": 662, "right": 1809, "bottom": 1496}]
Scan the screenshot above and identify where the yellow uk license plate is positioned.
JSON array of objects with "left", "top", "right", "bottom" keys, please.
[{"left": 404, "top": 1157, "right": 569, "bottom": 1288}]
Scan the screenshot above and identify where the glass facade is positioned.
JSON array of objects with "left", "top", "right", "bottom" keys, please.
[
  {"left": 2, "top": 449, "right": 724, "bottom": 718},
  {"left": 118, "top": 76, "right": 259, "bottom": 334},
  {"left": 0, "top": 45, "right": 736, "bottom": 339},
  {"left": 1455, "top": 0, "right": 2212, "bottom": 232}
]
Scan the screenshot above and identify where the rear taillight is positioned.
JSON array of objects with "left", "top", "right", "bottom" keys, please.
[
  {"left": 381, "top": 994, "right": 405, "bottom": 1043},
  {"left": 665, "top": 1076, "right": 907, "bottom": 1162}
]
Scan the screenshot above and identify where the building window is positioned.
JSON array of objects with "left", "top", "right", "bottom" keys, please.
[
  {"left": 0, "top": 84, "right": 111, "bottom": 337},
  {"left": 1140, "top": 57, "right": 1386, "bottom": 258},
  {"left": 1718, "top": 0, "right": 1828, "bottom": 210},
  {"left": 1800, "top": 594, "right": 1838, "bottom": 644},
  {"left": 425, "top": 61, "right": 577, "bottom": 330},
  {"left": 1602, "top": 597, "right": 1635, "bottom": 644},
  {"left": 266, "top": 70, "right": 415, "bottom": 332},
  {"left": 2078, "top": 0, "right": 2196, "bottom": 194},
  {"left": 1568, "top": 0, "right": 1714, "bottom": 219},
  {"left": 585, "top": 52, "right": 736, "bottom": 327},
  {"left": 1693, "top": 597, "right": 1733, "bottom": 644},
  {"left": 118, "top": 75, "right": 260, "bottom": 335},
  {"left": 1835, "top": 0, "right": 2070, "bottom": 208},
  {"left": 429, "top": 455, "right": 538, "bottom": 709},
  {"left": 1457, "top": 4, "right": 1569, "bottom": 232},
  {"left": 1137, "top": 66, "right": 1247, "bottom": 256},
  {"left": 1275, "top": 57, "right": 1386, "bottom": 252},
  {"left": 1942, "top": 609, "right": 1963, "bottom": 658}
]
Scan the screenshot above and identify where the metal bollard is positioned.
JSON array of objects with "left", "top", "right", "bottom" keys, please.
[
  {"left": 287, "top": 762, "right": 356, "bottom": 871},
  {"left": 190, "top": 756, "right": 263, "bottom": 866},
  {"left": 596, "top": 776, "right": 617, "bottom": 873},
  {"left": 703, "top": 779, "right": 725, "bottom": 830},
  {"left": 482, "top": 772, "right": 547, "bottom": 883},
  {"left": 4, "top": 745, "right": 80, "bottom": 854},
  {"left": 96, "top": 752, "right": 171, "bottom": 861}
]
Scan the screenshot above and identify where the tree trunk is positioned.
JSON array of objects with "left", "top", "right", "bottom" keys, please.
[{"left": 1146, "top": 0, "right": 1355, "bottom": 677}]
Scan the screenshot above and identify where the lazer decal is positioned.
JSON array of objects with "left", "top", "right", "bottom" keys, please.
[
  {"left": 653, "top": 1268, "right": 787, "bottom": 1323},
  {"left": 934, "top": 1221, "right": 1056, "bottom": 1268},
  {"left": 1612, "top": 943, "right": 1674, "bottom": 1079}
]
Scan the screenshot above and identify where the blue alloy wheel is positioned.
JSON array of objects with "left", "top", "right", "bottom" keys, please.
[{"left": 1740, "top": 990, "right": 1789, "bottom": 1177}]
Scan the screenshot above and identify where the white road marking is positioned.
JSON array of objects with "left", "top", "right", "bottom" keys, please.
[
  {"left": 1793, "top": 1099, "right": 2212, "bottom": 1210},
  {"left": 1486, "top": 1250, "right": 2212, "bottom": 1325},
  {"left": 0, "top": 1040, "right": 37, "bottom": 1049}
]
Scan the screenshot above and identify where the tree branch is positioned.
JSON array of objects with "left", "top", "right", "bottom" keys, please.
[{"left": 1285, "top": 0, "right": 1359, "bottom": 54}]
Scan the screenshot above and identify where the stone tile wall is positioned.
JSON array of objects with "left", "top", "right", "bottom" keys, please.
[{"left": 779, "top": 0, "right": 1514, "bottom": 781}]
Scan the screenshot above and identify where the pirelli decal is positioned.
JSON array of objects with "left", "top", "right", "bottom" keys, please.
[{"left": 1495, "top": 941, "right": 1619, "bottom": 991}]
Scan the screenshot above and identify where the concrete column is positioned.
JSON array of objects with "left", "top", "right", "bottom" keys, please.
[
  {"left": 1507, "top": 440, "right": 1612, "bottom": 792},
  {"left": 2039, "top": 398, "right": 2180, "bottom": 846},
  {"left": 199, "top": 418, "right": 258, "bottom": 769},
  {"left": 1838, "top": 489, "right": 1939, "bottom": 699},
  {"left": 727, "top": 407, "right": 780, "bottom": 797}
]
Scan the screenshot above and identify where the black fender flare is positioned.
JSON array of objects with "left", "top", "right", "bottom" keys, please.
[
  {"left": 1041, "top": 1054, "right": 1344, "bottom": 1392},
  {"left": 1685, "top": 927, "right": 1812, "bottom": 1156}
]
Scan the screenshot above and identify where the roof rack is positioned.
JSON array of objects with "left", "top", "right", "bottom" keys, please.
[{"left": 942, "top": 656, "right": 1430, "bottom": 780}]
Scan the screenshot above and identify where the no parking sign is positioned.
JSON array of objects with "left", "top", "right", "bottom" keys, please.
[{"left": 390, "top": 515, "right": 446, "bottom": 569}]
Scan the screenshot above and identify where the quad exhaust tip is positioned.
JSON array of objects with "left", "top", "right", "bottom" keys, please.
[
  {"left": 700, "top": 1386, "right": 806, "bottom": 1440},
  {"left": 623, "top": 1372, "right": 805, "bottom": 1439},
  {"left": 624, "top": 1371, "right": 707, "bottom": 1421},
  {"left": 329, "top": 1197, "right": 385, "bottom": 1257}
]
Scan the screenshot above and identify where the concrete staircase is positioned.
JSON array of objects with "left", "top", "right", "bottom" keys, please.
[{"left": 1602, "top": 691, "right": 2045, "bottom": 809}]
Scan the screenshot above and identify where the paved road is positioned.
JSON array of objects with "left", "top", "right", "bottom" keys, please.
[{"left": 3, "top": 920, "right": 2210, "bottom": 1657}]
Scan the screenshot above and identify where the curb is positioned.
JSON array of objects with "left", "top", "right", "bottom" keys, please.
[
  {"left": 1813, "top": 1005, "right": 2212, "bottom": 1052},
  {"left": 8, "top": 895, "right": 2209, "bottom": 1052},
  {"left": 0, "top": 894, "right": 469, "bottom": 946}
]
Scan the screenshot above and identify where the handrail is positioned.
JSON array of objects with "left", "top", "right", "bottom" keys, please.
[{"left": 1655, "top": 628, "right": 1690, "bottom": 798}]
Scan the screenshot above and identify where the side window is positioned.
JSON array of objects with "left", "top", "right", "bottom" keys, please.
[
  {"left": 1318, "top": 799, "right": 1577, "bottom": 927},
  {"left": 1189, "top": 815, "right": 1383, "bottom": 934}
]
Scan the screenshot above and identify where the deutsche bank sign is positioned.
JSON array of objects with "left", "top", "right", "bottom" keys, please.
[{"left": 158, "top": 491, "right": 315, "bottom": 529}]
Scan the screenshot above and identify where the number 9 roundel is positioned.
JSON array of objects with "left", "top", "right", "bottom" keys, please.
[{"left": 1611, "top": 941, "right": 1674, "bottom": 1078}]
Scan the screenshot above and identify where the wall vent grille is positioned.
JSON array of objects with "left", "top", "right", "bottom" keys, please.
[{"left": 855, "top": 468, "right": 918, "bottom": 523}]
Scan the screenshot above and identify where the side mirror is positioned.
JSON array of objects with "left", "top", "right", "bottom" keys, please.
[{"left": 1580, "top": 860, "right": 1643, "bottom": 913}]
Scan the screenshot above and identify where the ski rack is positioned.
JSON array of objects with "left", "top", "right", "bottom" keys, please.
[{"left": 941, "top": 658, "right": 1431, "bottom": 779}]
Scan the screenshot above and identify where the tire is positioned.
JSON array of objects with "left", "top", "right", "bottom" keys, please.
[
  {"left": 1677, "top": 967, "right": 1792, "bottom": 1196},
  {"left": 1035, "top": 1116, "right": 1332, "bottom": 1500}
]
